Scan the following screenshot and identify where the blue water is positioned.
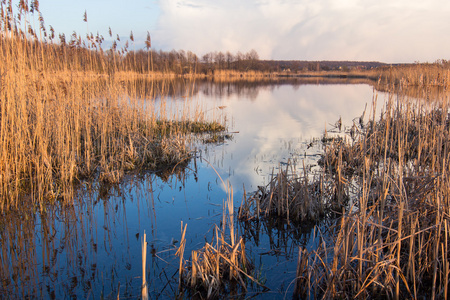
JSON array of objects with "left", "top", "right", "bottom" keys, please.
[{"left": 0, "top": 79, "right": 384, "bottom": 299}]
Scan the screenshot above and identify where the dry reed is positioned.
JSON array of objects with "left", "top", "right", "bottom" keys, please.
[
  {"left": 0, "top": 5, "right": 225, "bottom": 211},
  {"left": 142, "top": 230, "right": 148, "bottom": 300},
  {"left": 376, "top": 61, "right": 450, "bottom": 88},
  {"left": 237, "top": 90, "right": 450, "bottom": 298},
  {"left": 290, "top": 94, "right": 450, "bottom": 298},
  {"left": 177, "top": 183, "right": 267, "bottom": 298},
  {"left": 239, "top": 160, "right": 344, "bottom": 225}
]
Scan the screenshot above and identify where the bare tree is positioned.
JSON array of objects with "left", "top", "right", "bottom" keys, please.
[
  {"left": 235, "top": 51, "right": 243, "bottom": 70},
  {"left": 187, "top": 51, "right": 198, "bottom": 73},
  {"left": 226, "top": 51, "right": 234, "bottom": 69},
  {"left": 214, "top": 51, "right": 225, "bottom": 69}
]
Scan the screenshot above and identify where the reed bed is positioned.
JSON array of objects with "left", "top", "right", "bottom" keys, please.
[
  {"left": 291, "top": 94, "right": 450, "bottom": 299},
  {"left": 376, "top": 61, "right": 450, "bottom": 88},
  {"left": 0, "top": 4, "right": 225, "bottom": 211}
]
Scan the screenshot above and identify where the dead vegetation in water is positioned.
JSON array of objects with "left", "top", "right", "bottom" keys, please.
[
  {"left": 176, "top": 186, "right": 267, "bottom": 299},
  {"left": 154, "top": 120, "right": 226, "bottom": 136},
  {"left": 236, "top": 91, "right": 450, "bottom": 298},
  {"left": 238, "top": 138, "right": 350, "bottom": 225},
  {"left": 238, "top": 163, "right": 345, "bottom": 225},
  {"left": 288, "top": 95, "right": 450, "bottom": 299}
]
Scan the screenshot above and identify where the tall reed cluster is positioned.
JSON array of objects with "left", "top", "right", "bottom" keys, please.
[
  {"left": 0, "top": 1, "right": 224, "bottom": 211},
  {"left": 288, "top": 95, "right": 450, "bottom": 299}
]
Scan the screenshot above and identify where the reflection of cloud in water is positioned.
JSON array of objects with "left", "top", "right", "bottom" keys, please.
[{"left": 201, "top": 84, "right": 386, "bottom": 191}]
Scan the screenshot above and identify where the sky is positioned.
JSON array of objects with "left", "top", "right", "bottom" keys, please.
[{"left": 26, "top": 0, "right": 450, "bottom": 63}]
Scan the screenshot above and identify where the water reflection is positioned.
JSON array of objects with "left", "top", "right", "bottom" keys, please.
[
  {"left": 1, "top": 79, "right": 395, "bottom": 298},
  {"left": 120, "top": 77, "right": 377, "bottom": 101},
  {"left": 195, "top": 81, "right": 379, "bottom": 191}
]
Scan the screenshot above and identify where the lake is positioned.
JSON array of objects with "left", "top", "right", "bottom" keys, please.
[{"left": 0, "top": 78, "right": 388, "bottom": 299}]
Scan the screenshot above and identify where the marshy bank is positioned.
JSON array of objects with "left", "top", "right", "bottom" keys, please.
[
  {"left": 3, "top": 4, "right": 450, "bottom": 299},
  {"left": 0, "top": 67, "right": 226, "bottom": 211},
  {"left": 0, "top": 31, "right": 228, "bottom": 211}
]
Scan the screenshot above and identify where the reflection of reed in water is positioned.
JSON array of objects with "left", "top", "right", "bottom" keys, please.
[
  {"left": 0, "top": 163, "right": 195, "bottom": 299},
  {"left": 238, "top": 211, "right": 326, "bottom": 257},
  {"left": 0, "top": 202, "right": 100, "bottom": 298},
  {"left": 0, "top": 211, "right": 40, "bottom": 297},
  {"left": 375, "top": 82, "right": 449, "bottom": 101}
]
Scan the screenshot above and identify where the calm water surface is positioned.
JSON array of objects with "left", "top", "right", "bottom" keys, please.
[{"left": 1, "top": 79, "right": 388, "bottom": 299}]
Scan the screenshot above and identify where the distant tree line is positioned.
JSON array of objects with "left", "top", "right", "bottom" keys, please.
[
  {"left": 121, "top": 49, "right": 263, "bottom": 74},
  {"left": 120, "top": 48, "right": 387, "bottom": 74}
]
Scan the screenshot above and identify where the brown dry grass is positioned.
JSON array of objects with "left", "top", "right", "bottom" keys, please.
[
  {"left": 176, "top": 184, "right": 267, "bottom": 298},
  {"left": 239, "top": 91, "right": 450, "bottom": 298},
  {"left": 0, "top": 5, "right": 225, "bottom": 212},
  {"left": 376, "top": 61, "right": 450, "bottom": 88},
  {"left": 292, "top": 94, "right": 450, "bottom": 299},
  {"left": 238, "top": 163, "right": 336, "bottom": 225}
]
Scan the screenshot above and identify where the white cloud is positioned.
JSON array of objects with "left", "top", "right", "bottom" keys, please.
[{"left": 155, "top": 0, "right": 450, "bottom": 62}]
